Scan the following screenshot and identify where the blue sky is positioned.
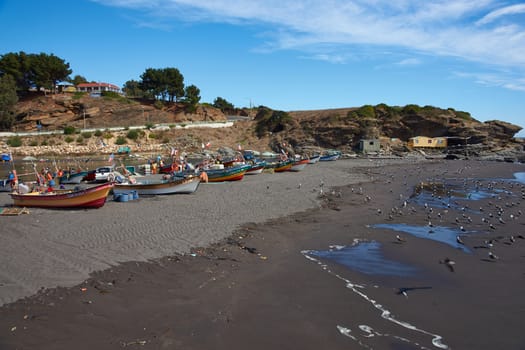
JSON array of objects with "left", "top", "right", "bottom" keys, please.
[{"left": 1, "top": 0, "right": 524, "bottom": 136}]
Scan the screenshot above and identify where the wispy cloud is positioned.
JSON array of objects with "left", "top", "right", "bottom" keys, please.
[
  {"left": 476, "top": 3, "right": 525, "bottom": 25},
  {"left": 396, "top": 58, "right": 422, "bottom": 66},
  {"left": 94, "top": 0, "right": 525, "bottom": 89},
  {"left": 454, "top": 70, "right": 525, "bottom": 92}
]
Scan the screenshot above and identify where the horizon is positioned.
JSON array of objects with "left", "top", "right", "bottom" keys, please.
[{"left": 1, "top": 0, "right": 524, "bottom": 137}]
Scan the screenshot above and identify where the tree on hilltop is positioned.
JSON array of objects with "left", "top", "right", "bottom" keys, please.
[
  {"left": 213, "top": 97, "right": 235, "bottom": 114},
  {"left": 0, "top": 74, "right": 18, "bottom": 130},
  {"left": 183, "top": 84, "right": 201, "bottom": 112},
  {"left": 30, "top": 53, "right": 72, "bottom": 94},
  {"left": 0, "top": 51, "right": 71, "bottom": 94},
  {"left": 123, "top": 79, "right": 144, "bottom": 98},
  {"left": 139, "top": 67, "right": 185, "bottom": 102},
  {"left": 71, "top": 75, "right": 88, "bottom": 86}
]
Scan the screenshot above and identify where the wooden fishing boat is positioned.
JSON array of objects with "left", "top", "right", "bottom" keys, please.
[
  {"left": 10, "top": 182, "right": 113, "bottom": 209},
  {"left": 319, "top": 152, "right": 340, "bottom": 161},
  {"left": 290, "top": 159, "right": 309, "bottom": 172},
  {"left": 245, "top": 161, "right": 266, "bottom": 175},
  {"left": 272, "top": 159, "right": 294, "bottom": 172},
  {"left": 58, "top": 170, "right": 88, "bottom": 184},
  {"left": 307, "top": 155, "right": 320, "bottom": 164},
  {"left": 202, "top": 164, "right": 250, "bottom": 182},
  {"left": 114, "top": 175, "right": 201, "bottom": 195}
]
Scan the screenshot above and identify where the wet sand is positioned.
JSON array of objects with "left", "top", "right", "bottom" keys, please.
[{"left": 0, "top": 158, "right": 524, "bottom": 349}]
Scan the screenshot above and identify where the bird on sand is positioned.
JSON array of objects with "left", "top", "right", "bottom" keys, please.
[
  {"left": 439, "top": 258, "right": 456, "bottom": 272},
  {"left": 489, "top": 251, "right": 499, "bottom": 260},
  {"left": 396, "top": 235, "right": 406, "bottom": 243}
]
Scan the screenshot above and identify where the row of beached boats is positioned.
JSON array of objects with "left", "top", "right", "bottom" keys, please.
[{"left": 4, "top": 150, "right": 341, "bottom": 209}]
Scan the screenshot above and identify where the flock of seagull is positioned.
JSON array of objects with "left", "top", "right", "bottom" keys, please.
[{"left": 369, "top": 166, "right": 525, "bottom": 273}]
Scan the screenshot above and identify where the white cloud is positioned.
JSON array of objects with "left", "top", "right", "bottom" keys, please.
[
  {"left": 476, "top": 3, "right": 525, "bottom": 25},
  {"left": 454, "top": 70, "right": 525, "bottom": 92},
  {"left": 396, "top": 58, "right": 422, "bottom": 66},
  {"left": 94, "top": 1, "right": 525, "bottom": 74}
]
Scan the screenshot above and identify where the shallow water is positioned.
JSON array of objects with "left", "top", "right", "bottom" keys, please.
[
  {"left": 514, "top": 172, "right": 525, "bottom": 184},
  {"left": 306, "top": 241, "right": 419, "bottom": 277},
  {"left": 373, "top": 223, "right": 471, "bottom": 252}
]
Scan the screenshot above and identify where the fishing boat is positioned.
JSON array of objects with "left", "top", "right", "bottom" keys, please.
[
  {"left": 320, "top": 150, "right": 341, "bottom": 161},
  {"left": 10, "top": 182, "right": 113, "bottom": 209},
  {"left": 290, "top": 159, "right": 309, "bottom": 172},
  {"left": 202, "top": 163, "right": 250, "bottom": 182},
  {"left": 57, "top": 170, "right": 88, "bottom": 184},
  {"left": 114, "top": 175, "right": 201, "bottom": 195},
  {"left": 272, "top": 159, "right": 294, "bottom": 172},
  {"left": 245, "top": 161, "right": 266, "bottom": 175},
  {"left": 307, "top": 154, "right": 320, "bottom": 164}
]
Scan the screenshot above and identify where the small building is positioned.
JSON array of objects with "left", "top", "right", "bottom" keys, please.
[
  {"left": 359, "top": 139, "right": 381, "bottom": 153},
  {"left": 76, "top": 82, "right": 121, "bottom": 94},
  {"left": 408, "top": 136, "right": 447, "bottom": 148}
]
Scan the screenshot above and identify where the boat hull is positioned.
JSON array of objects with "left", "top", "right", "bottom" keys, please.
[
  {"left": 308, "top": 155, "right": 320, "bottom": 164},
  {"left": 203, "top": 164, "right": 250, "bottom": 182},
  {"left": 319, "top": 154, "right": 339, "bottom": 161},
  {"left": 273, "top": 160, "right": 294, "bottom": 172},
  {"left": 114, "top": 176, "right": 200, "bottom": 195},
  {"left": 290, "top": 159, "right": 309, "bottom": 172},
  {"left": 10, "top": 182, "right": 113, "bottom": 209}
]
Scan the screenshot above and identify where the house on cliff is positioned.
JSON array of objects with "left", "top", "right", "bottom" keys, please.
[
  {"left": 76, "top": 82, "right": 121, "bottom": 95},
  {"left": 408, "top": 136, "right": 447, "bottom": 148}
]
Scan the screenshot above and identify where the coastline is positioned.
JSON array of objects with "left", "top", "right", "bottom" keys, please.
[{"left": 1, "top": 158, "right": 524, "bottom": 349}]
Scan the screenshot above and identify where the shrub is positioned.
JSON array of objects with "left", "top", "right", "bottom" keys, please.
[
  {"left": 103, "top": 132, "right": 113, "bottom": 140},
  {"left": 63, "top": 126, "right": 76, "bottom": 135},
  {"left": 72, "top": 92, "right": 85, "bottom": 100},
  {"left": 81, "top": 131, "right": 92, "bottom": 138},
  {"left": 126, "top": 129, "right": 140, "bottom": 140},
  {"left": 145, "top": 122, "right": 154, "bottom": 130},
  {"left": 29, "top": 140, "right": 38, "bottom": 147},
  {"left": 64, "top": 136, "right": 74, "bottom": 143},
  {"left": 148, "top": 133, "right": 157, "bottom": 139},
  {"left": 162, "top": 137, "right": 170, "bottom": 144},
  {"left": 6, "top": 136, "right": 22, "bottom": 147},
  {"left": 115, "top": 136, "right": 127, "bottom": 145},
  {"left": 94, "top": 129, "right": 103, "bottom": 137},
  {"left": 153, "top": 100, "right": 164, "bottom": 109},
  {"left": 76, "top": 136, "right": 84, "bottom": 144},
  {"left": 40, "top": 140, "right": 48, "bottom": 146}
]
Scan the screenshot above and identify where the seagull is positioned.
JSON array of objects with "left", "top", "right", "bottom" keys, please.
[
  {"left": 439, "top": 258, "right": 456, "bottom": 272},
  {"left": 456, "top": 235, "right": 465, "bottom": 245},
  {"left": 396, "top": 235, "right": 406, "bottom": 243},
  {"left": 489, "top": 251, "right": 499, "bottom": 260}
]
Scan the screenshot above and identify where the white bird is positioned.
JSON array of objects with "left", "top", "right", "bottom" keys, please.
[
  {"left": 489, "top": 251, "right": 499, "bottom": 260},
  {"left": 396, "top": 235, "right": 406, "bottom": 243},
  {"left": 456, "top": 235, "right": 465, "bottom": 245},
  {"left": 439, "top": 258, "right": 456, "bottom": 272}
]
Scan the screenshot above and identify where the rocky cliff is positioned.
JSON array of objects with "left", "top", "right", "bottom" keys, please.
[{"left": 4, "top": 95, "right": 524, "bottom": 160}]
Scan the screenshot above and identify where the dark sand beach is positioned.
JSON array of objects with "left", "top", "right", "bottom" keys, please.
[{"left": 1, "top": 159, "right": 524, "bottom": 349}]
